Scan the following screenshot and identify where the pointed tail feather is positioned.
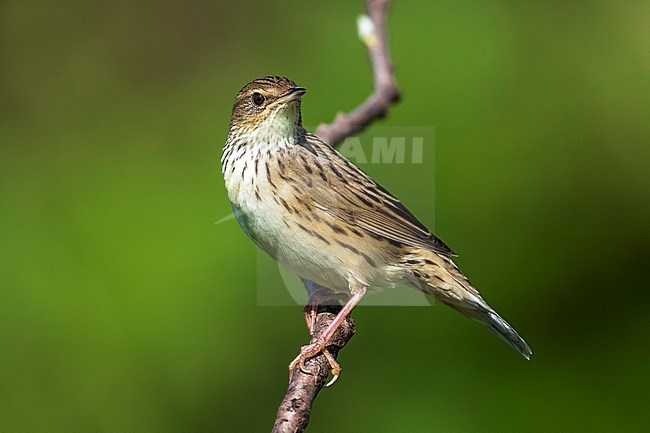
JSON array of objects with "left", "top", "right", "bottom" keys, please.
[
  {"left": 457, "top": 305, "right": 532, "bottom": 360},
  {"left": 404, "top": 249, "right": 532, "bottom": 359}
]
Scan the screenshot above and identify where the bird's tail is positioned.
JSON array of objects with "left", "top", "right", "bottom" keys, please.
[
  {"left": 403, "top": 249, "right": 532, "bottom": 360},
  {"left": 448, "top": 301, "right": 532, "bottom": 360}
]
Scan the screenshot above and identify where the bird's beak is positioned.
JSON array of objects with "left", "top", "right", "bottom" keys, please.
[{"left": 276, "top": 87, "right": 307, "bottom": 105}]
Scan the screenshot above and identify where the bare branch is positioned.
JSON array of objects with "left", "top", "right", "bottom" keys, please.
[
  {"left": 315, "top": 0, "right": 401, "bottom": 148},
  {"left": 271, "top": 303, "right": 355, "bottom": 433},
  {"left": 272, "top": 1, "right": 400, "bottom": 432}
]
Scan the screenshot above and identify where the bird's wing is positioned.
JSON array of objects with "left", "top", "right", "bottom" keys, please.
[{"left": 289, "top": 133, "right": 455, "bottom": 257}]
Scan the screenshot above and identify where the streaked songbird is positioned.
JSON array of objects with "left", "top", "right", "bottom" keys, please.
[{"left": 221, "top": 76, "right": 531, "bottom": 383}]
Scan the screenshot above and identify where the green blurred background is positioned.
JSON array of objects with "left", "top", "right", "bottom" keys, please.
[{"left": 1, "top": 1, "right": 648, "bottom": 431}]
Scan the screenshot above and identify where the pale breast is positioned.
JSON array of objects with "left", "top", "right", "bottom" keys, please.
[{"left": 223, "top": 142, "right": 403, "bottom": 293}]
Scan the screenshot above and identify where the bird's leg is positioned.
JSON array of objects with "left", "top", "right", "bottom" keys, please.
[
  {"left": 290, "top": 275, "right": 367, "bottom": 386},
  {"left": 303, "top": 288, "right": 348, "bottom": 336},
  {"left": 304, "top": 303, "right": 318, "bottom": 337}
]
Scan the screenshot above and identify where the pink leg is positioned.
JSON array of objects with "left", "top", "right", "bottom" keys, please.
[
  {"left": 290, "top": 276, "right": 367, "bottom": 386},
  {"left": 304, "top": 303, "right": 318, "bottom": 336},
  {"left": 304, "top": 289, "right": 348, "bottom": 336}
]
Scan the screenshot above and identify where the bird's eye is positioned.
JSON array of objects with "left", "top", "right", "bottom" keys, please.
[{"left": 251, "top": 92, "right": 265, "bottom": 106}]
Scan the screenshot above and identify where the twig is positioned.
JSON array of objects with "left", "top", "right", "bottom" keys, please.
[
  {"left": 272, "top": 1, "right": 400, "bottom": 432},
  {"left": 271, "top": 299, "right": 355, "bottom": 433},
  {"left": 315, "top": 0, "right": 400, "bottom": 148}
]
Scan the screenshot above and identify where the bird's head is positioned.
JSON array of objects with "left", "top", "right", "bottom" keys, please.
[{"left": 228, "top": 76, "right": 307, "bottom": 142}]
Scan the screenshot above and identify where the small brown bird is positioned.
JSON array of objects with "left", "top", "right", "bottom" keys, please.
[{"left": 221, "top": 76, "right": 531, "bottom": 382}]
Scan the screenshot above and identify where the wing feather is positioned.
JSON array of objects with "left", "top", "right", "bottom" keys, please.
[{"left": 291, "top": 133, "right": 455, "bottom": 257}]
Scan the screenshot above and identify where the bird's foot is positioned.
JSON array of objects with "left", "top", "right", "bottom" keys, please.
[
  {"left": 292, "top": 278, "right": 367, "bottom": 387},
  {"left": 288, "top": 337, "right": 341, "bottom": 387}
]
